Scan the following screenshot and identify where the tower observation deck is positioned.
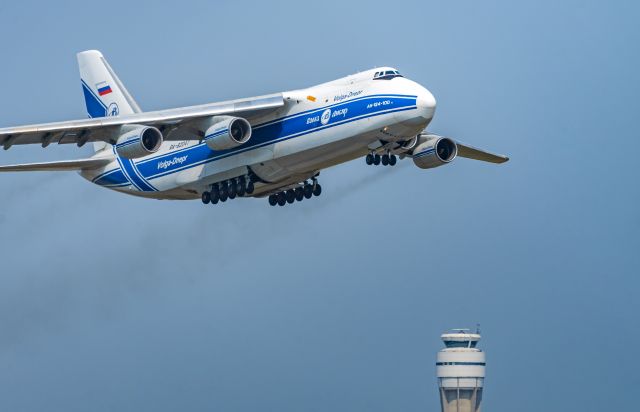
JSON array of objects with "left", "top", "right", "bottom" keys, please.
[{"left": 436, "top": 329, "right": 485, "bottom": 412}]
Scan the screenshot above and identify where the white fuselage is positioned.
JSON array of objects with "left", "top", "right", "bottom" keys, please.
[{"left": 82, "top": 67, "right": 436, "bottom": 199}]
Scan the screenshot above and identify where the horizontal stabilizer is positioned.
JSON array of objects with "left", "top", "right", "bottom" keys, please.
[
  {"left": 456, "top": 141, "right": 509, "bottom": 163},
  {"left": 0, "top": 156, "right": 114, "bottom": 172}
]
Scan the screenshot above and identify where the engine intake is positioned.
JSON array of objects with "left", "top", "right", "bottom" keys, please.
[
  {"left": 412, "top": 135, "right": 457, "bottom": 169},
  {"left": 115, "top": 126, "right": 163, "bottom": 159},
  {"left": 204, "top": 117, "right": 252, "bottom": 151}
]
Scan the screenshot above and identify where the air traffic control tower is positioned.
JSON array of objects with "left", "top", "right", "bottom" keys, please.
[{"left": 436, "top": 329, "right": 485, "bottom": 412}]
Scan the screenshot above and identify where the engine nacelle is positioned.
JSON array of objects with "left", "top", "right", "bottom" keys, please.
[
  {"left": 115, "top": 126, "right": 163, "bottom": 159},
  {"left": 204, "top": 117, "right": 252, "bottom": 151},
  {"left": 412, "top": 135, "right": 457, "bottom": 169}
]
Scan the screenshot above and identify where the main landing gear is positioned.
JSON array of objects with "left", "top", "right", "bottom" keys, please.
[
  {"left": 268, "top": 178, "right": 322, "bottom": 207},
  {"left": 201, "top": 175, "right": 255, "bottom": 205},
  {"left": 365, "top": 151, "right": 397, "bottom": 166}
]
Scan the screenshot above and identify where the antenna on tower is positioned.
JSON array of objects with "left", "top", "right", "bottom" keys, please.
[{"left": 476, "top": 323, "right": 481, "bottom": 335}]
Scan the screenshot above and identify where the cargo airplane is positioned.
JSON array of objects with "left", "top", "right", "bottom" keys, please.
[{"left": 0, "top": 50, "right": 508, "bottom": 206}]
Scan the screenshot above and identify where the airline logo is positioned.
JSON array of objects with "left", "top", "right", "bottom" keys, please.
[
  {"left": 107, "top": 102, "right": 119, "bottom": 116},
  {"left": 96, "top": 82, "right": 113, "bottom": 96},
  {"left": 157, "top": 155, "right": 188, "bottom": 170},
  {"left": 320, "top": 109, "right": 331, "bottom": 125}
]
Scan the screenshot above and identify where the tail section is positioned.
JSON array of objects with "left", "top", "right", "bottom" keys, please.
[{"left": 77, "top": 50, "right": 142, "bottom": 151}]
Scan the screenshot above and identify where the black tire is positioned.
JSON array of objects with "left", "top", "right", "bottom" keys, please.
[
  {"left": 303, "top": 184, "right": 313, "bottom": 199},
  {"left": 313, "top": 184, "right": 322, "bottom": 196},
  {"left": 286, "top": 189, "right": 296, "bottom": 203},
  {"left": 381, "top": 154, "right": 389, "bottom": 166},
  {"left": 228, "top": 181, "right": 237, "bottom": 197},
  {"left": 373, "top": 154, "right": 381, "bottom": 165},
  {"left": 295, "top": 187, "right": 304, "bottom": 201},
  {"left": 246, "top": 181, "right": 255, "bottom": 194},
  {"left": 211, "top": 190, "right": 220, "bottom": 204},
  {"left": 236, "top": 181, "right": 245, "bottom": 196},
  {"left": 277, "top": 192, "right": 286, "bottom": 206},
  {"left": 365, "top": 154, "right": 373, "bottom": 165},
  {"left": 201, "top": 191, "right": 211, "bottom": 204},
  {"left": 219, "top": 192, "right": 228, "bottom": 202},
  {"left": 268, "top": 195, "right": 277, "bottom": 206},
  {"left": 389, "top": 154, "right": 397, "bottom": 166}
]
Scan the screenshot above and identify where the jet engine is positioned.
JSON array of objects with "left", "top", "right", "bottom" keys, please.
[
  {"left": 204, "top": 117, "right": 252, "bottom": 151},
  {"left": 412, "top": 135, "right": 457, "bottom": 169},
  {"left": 115, "top": 126, "right": 163, "bottom": 159}
]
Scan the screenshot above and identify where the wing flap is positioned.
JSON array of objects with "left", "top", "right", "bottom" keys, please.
[
  {"left": 0, "top": 93, "right": 285, "bottom": 148},
  {"left": 0, "top": 156, "right": 114, "bottom": 172},
  {"left": 456, "top": 141, "right": 509, "bottom": 164}
]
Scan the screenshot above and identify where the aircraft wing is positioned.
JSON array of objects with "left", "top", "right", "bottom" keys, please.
[
  {"left": 0, "top": 156, "right": 114, "bottom": 172},
  {"left": 0, "top": 93, "right": 284, "bottom": 149},
  {"left": 455, "top": 141, "right": 509, "bottom": 163}
]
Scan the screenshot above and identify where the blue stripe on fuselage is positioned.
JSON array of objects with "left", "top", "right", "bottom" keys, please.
[
  {"left": 120, "top": 157, "right": 157, "bottom": 191},
  {"left": 94, "top": 94, "right": 418, "bottom": 191},
  {"left": 93, "top": 168, "right": 128, "bottom": 187}
]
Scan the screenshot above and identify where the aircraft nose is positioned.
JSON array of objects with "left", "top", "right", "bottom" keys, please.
[{"left": 416, "top": 87, "right": 436, "bottom": 120}]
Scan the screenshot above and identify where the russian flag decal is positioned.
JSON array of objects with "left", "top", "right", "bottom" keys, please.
[{"left": 96, "top": 82, "right": 112, "bottom": 96}]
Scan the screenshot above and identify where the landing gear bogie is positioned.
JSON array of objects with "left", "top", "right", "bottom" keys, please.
[
  {"left": 365, "top": 151, "right": 397, "bottom": 167},
  {"left": 201, "top": 174, "right": 255, "bottom": 206},
  {"left": 268, "top": 178, "right": 323, "bottom": 207}
]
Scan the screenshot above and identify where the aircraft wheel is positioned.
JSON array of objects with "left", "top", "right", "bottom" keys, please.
[
  {"left": 236, "top": 181, "right": 245, "bottom": 196},
  {"left": 211, "top": 188, "right": 220, "bottom": 204},
  {"left": 373, "top": 154, "right": 381, "bottom": 165},
  {"left": 201, "top": 191, "right": 210, "bottom": 204},
  {"left": 277, "top": 192, "right": 287, "bottom": 206},
  {"left": 389, "top": 154, "right": 397, "bottom": 166},
  {"left": 303, "top": 184, "right": 313, "bottom": 199},
  {"left": 286, "top": 189, "right": 296, "bottom": 204},
  {"left": 219, "top": 191, "right": 228, "bottom": 202},
  {"left": 295, "top": 187, "right": 304, "bottom": 201},
  {"left": 228, "top": 180, "right": 237, "bottom": 197},
  {"left": 365, "top": 154, "right": 373, "bottom": 165},
  {"left": 246, "top": 181, "right": 255, "bottom": 194},
  {"left": 381, "top": 154, "right": 389, "bottom": 166},
  {"left": 313, "top": 184, "right": 322, "bottom": 197},
  {"left": 268, "top": 194, "right": 278, "bottom": 206}
]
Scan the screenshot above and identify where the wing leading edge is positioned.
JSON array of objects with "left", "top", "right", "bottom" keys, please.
[
  {"left": 0, "top": 156, "right": 114, "bottom": 172},
  {"left": 0, "top": 93, "right": 284, "bottom": 149},
  {"left": 455, "top": 141, "right": 509, "bottom": 164}
]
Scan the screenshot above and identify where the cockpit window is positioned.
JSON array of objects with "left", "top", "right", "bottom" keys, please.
[{"left": 373, "top": 70, "right": 403, "bottom": 80}]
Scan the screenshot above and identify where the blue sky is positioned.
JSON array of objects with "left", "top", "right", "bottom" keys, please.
[{"left": 0, "top": 1, "right": 638, "bottom": 411}]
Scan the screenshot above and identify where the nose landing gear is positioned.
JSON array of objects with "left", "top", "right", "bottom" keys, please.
[{"left": 365, "top": 151, "right": 396, "bottom": 167}]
